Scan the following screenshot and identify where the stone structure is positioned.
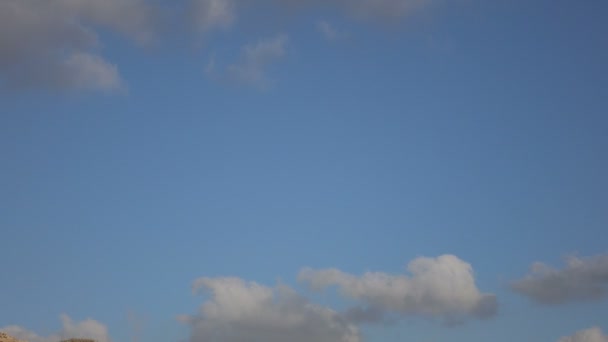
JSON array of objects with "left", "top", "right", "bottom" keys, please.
[
  {"left": 0, "top": 332, "right": 27, "bottom": 342},
  {"left": 0, "top": 333, "right": 96, "bottom": 342}
]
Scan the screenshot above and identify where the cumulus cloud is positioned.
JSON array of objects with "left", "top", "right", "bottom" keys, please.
[
  {"left": 299, "top": 255, "right": 498, "bottom": 323},
  {"left": 0, "top": 0, "right": 156, "bottom": 92},
  {"left": 179, "top": 277, "right": 360, "bottom": 342},
  {"left": 1, "top": 314, "right": 112, "bottom": 342},
  {"left": 207, "top": 33, "right": 289, "bottom": 88},
  {"left": 558, "top": 327, "right": 608, "bottom": 342},
  {"left": 511, "top": 254, "right": 608, "bottom": 305}
]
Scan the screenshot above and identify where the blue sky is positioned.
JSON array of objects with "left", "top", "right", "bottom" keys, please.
[{"left": 1, "top": 1, "right": 607, "bottom": 342}]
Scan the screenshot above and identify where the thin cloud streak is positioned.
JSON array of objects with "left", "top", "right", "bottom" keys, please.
[{"left": 558, "top": 327, "right": 608, "bottom": 342}]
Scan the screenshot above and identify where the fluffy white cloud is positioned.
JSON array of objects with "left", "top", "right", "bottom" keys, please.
[
  {"left": 1, "top": 314, "right": 112, "bottom": 342},
  {"left": 207, "top": 33, "right": 289, "bottom": 88},
  {"left": 179, "top": 277, "right": 360, "bottom": 342},
  {"left": 512, "top": 254, "right": 608, "bottom": 305},
  {"left": 558, "top": 327, "right": 608, "bottom": 342},
  {"left": 299, "top": 255, "right": 497, "bottom": 323},
  {"left": 0, "top": 0, "right": 155, "bottom": 92}
]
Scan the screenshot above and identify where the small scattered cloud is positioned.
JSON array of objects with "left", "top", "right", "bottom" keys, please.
[
  {"left": 227, "top": 33, "right": 289, "bottom": 87},
  {"left": 178, "top": 277, "right": 360, "bottom": 342},
  {"left": 511, "top": 254, "right": 608, "bottom": 305},
  {"left": 299, "top": 254, "right": 498, "bottom": 324},
  {"left": 0, "top": 0, "right": 442, "bottom": 94},
  {"left": 207, "top": 34, "right": 289, "bottom": 89},
  {"left": 61, "top": 52, "right": 126, "bottom": 93},
  {"left": 190, "top": 0, "right": 237, "bottom": 34},
  {"left": 316, "top": 21, "right": 348, "bottom": 41},
  {"left": 558, "top": 327, "right": 608, "bottom": 342},
  {"left": 1, "top": 314, "right": 112, "bottom": 342}
]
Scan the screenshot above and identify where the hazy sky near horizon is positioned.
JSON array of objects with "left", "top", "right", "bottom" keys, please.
[{"left": 1, "top": 1, "right": 607, "bottom": 342}]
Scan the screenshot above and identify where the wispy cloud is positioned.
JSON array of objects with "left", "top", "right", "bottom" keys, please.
[
  {"left": 207, "top": 33, "right": 289, "bottom": 89},
  {"left": 511, "top": 254, "right": 608, "bottom": 305},
  {"left": 558, "top": 327, "right": 608, "bottom": 342},
  {"left": 317, "top": 21, "right": 348, "bottom": 41},
  {"left": 190, "top": 0, "right": 237, "bottom": 34},
  {"left": 1, "top": 315, "right": 112, "bottom": 342},
  {"left": 0, "top": 0, "right": 441, "bottom": 93}
]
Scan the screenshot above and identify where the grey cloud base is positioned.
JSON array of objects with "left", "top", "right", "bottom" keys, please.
[
  {"left": 179, "top": 255, "right": 497, "bottom": 342},
  {"left": 512, "top": 254, "right": 608, "bottom": 305},
  {"left": 299, "top": 254, "right": 498, "bottom": 323},
  {"left": 0, "top": 0, "right": 156, "bottom": 92},
  {"left": 178, "top": 277, "right": 361, "bottom": 342},
  {"left": 0, "top": 0, "right": 438, "bottom": 92}
]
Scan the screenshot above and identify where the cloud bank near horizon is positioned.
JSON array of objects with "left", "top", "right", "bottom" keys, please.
[
  {"left": 3, "top": 253, "right": 608, "bottom": 342},
  {"left": 512, "top": 254, "right": 608, "bottom": 305},
  {"left": 1, "top": 315, "right": 112, "bottom": 342},
  {"left": 179, "top": 254, "right": 496, "bottom": 342},
  {"left": 178, "top": 277, "right": 361, "bottom": 342},
  {"left": 299, "top": 254, "right": 498, "bottom": 324}
]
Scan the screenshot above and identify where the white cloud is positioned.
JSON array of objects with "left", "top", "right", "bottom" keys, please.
[
  {"left": 190, "top": 0, "right": 237, "bottom": 34},
  {"left": 317, "top": 21, "right": 347, "bottom": 41},
  {"left": 1, "top": 314, "right": 112, "bottom": 342},
  {"left": 61, "top": 52, "right": 126, "bottom": 93},
  {"left": 558, "top": 327, "right": 608, "bottom": 342},
  {"left": 179, "top": 277, "right": 360, "bottom": 342},
  {"left": 512, "top": 254, "right": 608, "bottom": 305},
  {"left": 299, "top": 255, "right": 498, "bottom": 323},
  {"left": 0, "top": 0, "right": 155, "bottom": 92},
  {"left": 0, "top": 0, "right": 441, "bottom": 93},
  {"left": 207, "top": 33, "right": 289, "bottom": 88}
]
